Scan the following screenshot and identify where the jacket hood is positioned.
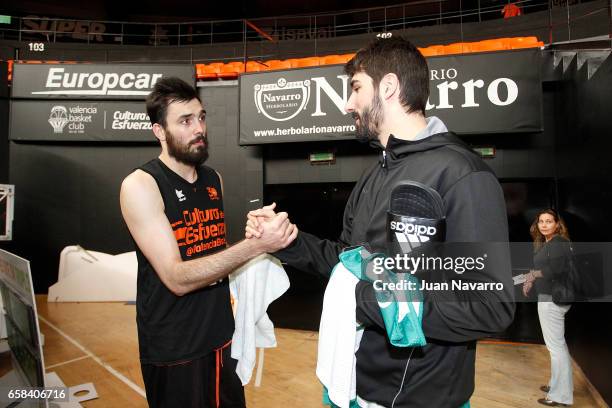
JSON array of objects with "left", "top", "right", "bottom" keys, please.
[{"left": 371, "top": 117, "right": 471, "bottom": 166}]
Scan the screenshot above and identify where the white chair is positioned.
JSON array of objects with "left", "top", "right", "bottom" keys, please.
[{"left": 48, "top": 246, "right": 137, "bottom": 302}]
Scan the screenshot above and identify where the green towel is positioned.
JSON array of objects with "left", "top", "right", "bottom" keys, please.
[
  {"left": 323, "top": 247, "right": 427, "bottom": 407},
  {"left": 339, "top": 246, "right": 426, "bottom": 347}
]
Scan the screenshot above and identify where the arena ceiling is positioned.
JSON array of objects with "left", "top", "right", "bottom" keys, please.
[{"left": 3, "top": 0, "right": 411, "bottom": 21}]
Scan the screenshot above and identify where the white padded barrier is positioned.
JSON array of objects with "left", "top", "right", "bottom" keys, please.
[{"left": 48, "top": 246, "right": 137, "bottom": 302}]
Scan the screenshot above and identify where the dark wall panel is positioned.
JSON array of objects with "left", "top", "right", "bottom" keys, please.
[
  {"left": 265, "top": 182, "right": 354, "bottom": 330},
  {"left": 0, "top": 61, "right": 8, "bottom": 183},
  {"left": 264, "top": 140, "right": 376, "bottom": 185},
  {"left": 263, "top": 133, "right": 556, "bottom": 185},
  {"left": 4, "top": 142, "right": 159, "bottom": 291},
  {"left": 0, "top": 100, "right": 8, "bottom": 183},
  {"left": 556, "top": 52, "right": 612, "bottom": 405}
]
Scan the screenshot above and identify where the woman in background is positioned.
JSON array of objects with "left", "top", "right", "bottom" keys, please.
[{"left": 523, "top": 209, "right": 573, "bottom": 407}]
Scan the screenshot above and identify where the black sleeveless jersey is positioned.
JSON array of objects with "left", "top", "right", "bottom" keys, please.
[{"left": 134, "top": 158, "right": 233, "bottom": 364}]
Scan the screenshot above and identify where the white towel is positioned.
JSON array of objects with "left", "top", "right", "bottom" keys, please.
[
  {"left": 316, "top": 263, "right": 364, "bottom": 408},
  {"left": 229, "top": 254, "right": 289, "bottom": 385}
]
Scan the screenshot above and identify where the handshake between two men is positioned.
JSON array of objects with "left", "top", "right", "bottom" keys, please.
[{"left": 244, "top": 202, "right": 296, "bottom": 251}]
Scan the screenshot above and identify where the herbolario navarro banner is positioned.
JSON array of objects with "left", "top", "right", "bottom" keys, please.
[
  {"left": 10, "top": 100, "right": 156, "bottom": 142},
  {"left": 239, "top": 49, "right": 542, "bottom": 144},
  {"left": 11, "top": 63, "right": 194, "bottom": 100}
]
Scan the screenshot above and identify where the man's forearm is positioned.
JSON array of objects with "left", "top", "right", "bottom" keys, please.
[
  {"left": 172, "top": 239, "right": 264, "bottom": 295},
  {"left": 274, "top": 231, "right": 344, "bottom": 278}
]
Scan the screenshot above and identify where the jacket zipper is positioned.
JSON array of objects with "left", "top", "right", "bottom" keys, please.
[{"left": 367, "top": 149, "right": 388, "bottom": 234}]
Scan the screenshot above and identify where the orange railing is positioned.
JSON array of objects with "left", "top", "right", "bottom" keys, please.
[
  {"left": 2, "top": 36, "right": 543, "bottom": 83},
  {"left": 3, "top": 59, "right": 83, "bottom": 82},
  {"left": 195, "top": 36, "right": 543, "bottom": 80}
]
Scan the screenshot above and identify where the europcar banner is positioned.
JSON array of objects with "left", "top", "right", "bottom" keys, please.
[
  {"left": 239, "top": 49, "right": 542, "bottom": 144},
  {"left": 11, "top": 63, "right": 194, "bottom": 99},
  {"left": 10, "top": 100, "right": 155, "bottom": 142}
]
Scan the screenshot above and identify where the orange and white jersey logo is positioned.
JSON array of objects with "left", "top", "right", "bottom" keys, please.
[
  {"left": 207, "top": 186, "right": 220, "bottom": 200},
  {"left": 171, "top": 207, "right": 227, "bottom": 257}
]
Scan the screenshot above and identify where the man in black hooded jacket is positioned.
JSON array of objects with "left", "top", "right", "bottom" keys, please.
[{"left": 246, "top": 37, "right": 515, "bottom": 408}]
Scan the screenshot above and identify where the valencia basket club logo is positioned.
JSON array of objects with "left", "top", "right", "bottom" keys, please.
[
  {"left": 207, "top": 187, "right": 219, "bottom": 201},
  {"left": 48, "top": 105, "right": 69, "bottom": 133},
  {"left": 253, "top": 77, "right": 310, "bottom": 122}
]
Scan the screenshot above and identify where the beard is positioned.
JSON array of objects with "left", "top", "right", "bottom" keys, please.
[
  {"left": 166, "top": 129, "right": 209, "bottom": 166},
  {"left": 352, "top": 93, "right": 384, "bottom": 143}
]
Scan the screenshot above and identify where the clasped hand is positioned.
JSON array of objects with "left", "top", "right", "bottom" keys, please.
[{"left": 245, "top": 202, "right": 298, "bottom": 253}]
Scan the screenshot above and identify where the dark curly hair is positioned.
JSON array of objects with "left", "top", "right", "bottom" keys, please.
[
  {"left": 146, "top": 77, "right": 199, "bottom": 128},
  {"left": 344, "top": 36, "right": 429, "bottom": 115}
]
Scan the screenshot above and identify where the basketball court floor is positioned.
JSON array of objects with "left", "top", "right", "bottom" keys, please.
[{"left": 32, "top": 296, "right": 606, "bottom": 407}]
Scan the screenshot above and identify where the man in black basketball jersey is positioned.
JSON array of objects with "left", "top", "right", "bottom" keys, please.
[{"left": 120, "top": 77, "right": 297, "bottom": 408}]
